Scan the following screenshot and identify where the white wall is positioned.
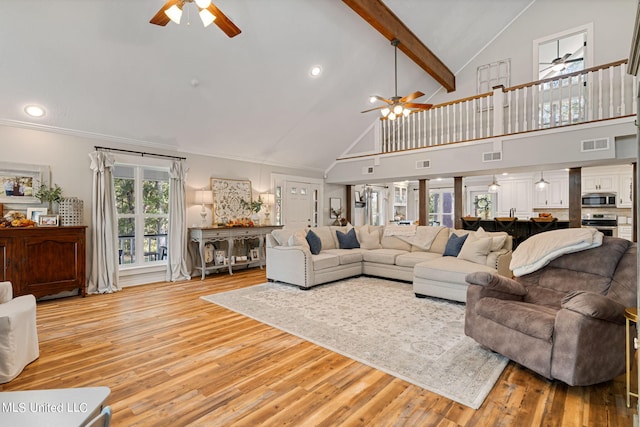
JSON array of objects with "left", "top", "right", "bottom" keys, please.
[
  {"left": 429, "top": 0, "right": 637, "bottom": 105},
  {"left": 0, "top": 124, "right": 326, "bottom": 286}
]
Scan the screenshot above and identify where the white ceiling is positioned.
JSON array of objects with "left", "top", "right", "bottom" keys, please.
[{"left": 0, "top": 0, "right": 532, "bottom": 171}]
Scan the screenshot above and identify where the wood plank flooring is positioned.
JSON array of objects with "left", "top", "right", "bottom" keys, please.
[{"left": 1, "top": 269, "right": 637, "bottom": 426}]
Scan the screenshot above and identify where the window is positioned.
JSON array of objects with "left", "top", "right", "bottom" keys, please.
[
  {"left": 429, "top": 189, "right": 454, "bottom": 228},
  {"left": 114, "top": 165, "right": 170, "bottom": 266}
]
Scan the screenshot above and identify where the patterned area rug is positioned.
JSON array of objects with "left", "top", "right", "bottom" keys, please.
[{"left": 201, "top": 276, "right": 508, "bottom": 409}]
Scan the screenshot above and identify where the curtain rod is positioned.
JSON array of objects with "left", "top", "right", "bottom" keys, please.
[{"left": 94, "top": 146, "right": 186, "bottom": 161}]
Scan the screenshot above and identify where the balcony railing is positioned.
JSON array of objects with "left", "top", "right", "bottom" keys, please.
[{"left": 379, "top": 60, "right": 637, "bottom": 153}]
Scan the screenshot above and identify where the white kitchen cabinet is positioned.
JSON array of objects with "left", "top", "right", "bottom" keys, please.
[
  {"left": 497, "top": 178, "right": 532, "bottom": 217},
  {"left": 533, "top": 174, "right": 568, "bottom": 208},
  {"left": 618, "top": 174, "right": 633, "bottom": 207},
  {"left": 582, "top": 174, "right": 616, "bottom": 192}
]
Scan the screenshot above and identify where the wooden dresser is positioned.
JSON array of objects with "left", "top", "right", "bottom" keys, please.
[{"left": 0, "top": 226, "right": 86, "bottom": 298}]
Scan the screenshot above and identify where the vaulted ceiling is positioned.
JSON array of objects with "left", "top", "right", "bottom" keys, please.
[{"left": 0, "top": 0, "right": 532, "bottom": 171}]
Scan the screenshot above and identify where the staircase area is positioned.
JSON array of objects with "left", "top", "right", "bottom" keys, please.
[{"left": 379, "top": 60, "right": 637, "bottom": 154}]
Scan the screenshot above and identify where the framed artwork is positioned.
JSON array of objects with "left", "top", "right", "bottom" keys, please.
[
  {"left": 0, "top": 162, "right": 50, "bottom": 204},
  {"left": 250, "top": 248, "right": 260, "bottom": 261},
  {"left": 210, "top": 178, "right": 252, "bottom": 224},
  {"left": 27, "top": 207, "right": 48, "bottom": 222},
  {"left": 39, "top": 214, "right": 59, "bottom": 227},
  {"left": 329, "top": 197, "right": 341, "bottom": 218}
]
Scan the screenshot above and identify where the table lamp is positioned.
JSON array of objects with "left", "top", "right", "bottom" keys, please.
[
  {"left": 195, "top": 189, "right": 214, "bottom": 227},
  {"left": 261, "top": 193, "right": 275, "bottom": 225}
]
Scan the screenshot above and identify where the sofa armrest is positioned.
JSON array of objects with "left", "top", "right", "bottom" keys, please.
[
  {"left": 265, "top": 245, "right": 314, "bottom": 288},
  {"left": 466, "top": 271, "right": 527, "bottom": 299},
  {"left": 494, "top": 251, "right": 512, "bottom": 277},
  {"left": 561, "top": 290, "right": 627, "bottom": 324}
]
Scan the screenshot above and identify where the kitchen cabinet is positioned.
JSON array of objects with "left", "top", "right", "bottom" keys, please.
[
  {"left": 0, "top": 226, "right": 86, "bottom": 299},
  {"left": 582, "top": 174, "right": 616, "bottom": 192},
  {"left": 618, "top": 174, "right": 633, "bottom": 207},
  {"left": 533, "top": 174, "right": 569, "bottom": 208},
  {"left": 497, "top": 179, "right": 532, "bottom": 217}
]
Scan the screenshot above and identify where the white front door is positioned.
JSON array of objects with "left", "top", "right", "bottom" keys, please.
[{"left": 283, "top": 181, "right": 319, "bottom": 229}]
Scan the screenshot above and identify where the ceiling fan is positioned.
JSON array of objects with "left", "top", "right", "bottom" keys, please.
[
  {"left": 539, "top": 40, "right": 583, "bottom": 75},
  {"left": 362, "top": 39, "right": 432, "bottom": 121},
  {"left": 150, "top": 0, "right": 241, "bottom": 38}
]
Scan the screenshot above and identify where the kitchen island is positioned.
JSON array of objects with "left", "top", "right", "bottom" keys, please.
[{"left": 460, "top": 218, "right": 570, "bottom": 248}]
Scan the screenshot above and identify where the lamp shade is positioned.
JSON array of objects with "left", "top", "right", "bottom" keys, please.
[
  {"left": 165, "top": 4, "right": 183, "bottom": 24},
  {"left": 195, "top": 189, "right": 213, "bottom": 205},
  {"left": 199, "top": 9, "right": 216, "bottom": 27},
  {"left": 261, "top": 193, "right": 275, "bottom": 205}
]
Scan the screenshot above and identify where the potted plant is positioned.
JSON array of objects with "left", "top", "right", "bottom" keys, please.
[
  {"left": 241, "top": 196, "right": 263, "bottom": 224},
  {"left": 35, "top": 181, "right": 63, "bottom": 213}
]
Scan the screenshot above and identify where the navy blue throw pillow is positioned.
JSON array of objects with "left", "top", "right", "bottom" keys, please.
[
  {"left": 443, "top": 233, "right": 468, "bottom": 257},
  {"left": 336, "top": 228, "right": 360, "bottom": 249},
  {"left": 306, "top": 230, "right": 322, "bottom": 255}
]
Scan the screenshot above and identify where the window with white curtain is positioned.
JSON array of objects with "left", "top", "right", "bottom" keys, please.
[{"left": 114, "top": 164, "right": 170, "bottom": 267}]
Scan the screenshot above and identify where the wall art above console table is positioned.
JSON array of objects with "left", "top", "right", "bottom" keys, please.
[
  {"left": 189, "top": 226, "right": 282, "bottom": 280},
  {"left": 0, "top": 226, "right": 87, "bottom": 299}
]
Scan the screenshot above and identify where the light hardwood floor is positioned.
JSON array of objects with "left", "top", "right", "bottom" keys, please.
[{"left": 2, "top": 269, "right": 637, "bottom": 426}]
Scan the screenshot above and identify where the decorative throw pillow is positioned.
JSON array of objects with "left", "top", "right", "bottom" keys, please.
[
  {"left": 476, "top": 227, "right": 508, "bottom": 251},
  {"left": 457, "top": 234, "right": 492, "bottom": 265},
  {"left": 336, "top": 228, "right": 360, "bottom": 249},
  {"left": 306, "top": 230, "right": 322, "bottom": 255},
  {"left": 443, "top": 233, "right": 468, "bottom": 257},
  {"left": 358, "top": 226, "right": 382, "bottom": 249},
  {"left": 288, "top": 229, "right": 310, "bottom": 250}
]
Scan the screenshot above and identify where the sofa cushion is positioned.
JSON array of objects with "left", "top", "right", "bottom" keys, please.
[
  {"left": 311, "top": 253, "right": 340, "bottom": 270},
  {"left": 357, "top": 226, "right": 382, "bottom": 250},
  {"left": 443, "top": 233, "right": 468, "bottom": 257},
  {"left": 412, "top": 226, "right": 449, "bottom": 253},
  {"left": 395, "top": 251, "right": 442, "bottom": 268},
  {"left": 475, "top": 298, "right": 557, "bottom": 341},
  {"left": 306, "top": 230, "right": 322, "bottom": 255},
  {"left": 380, "top": 235, "right": 412, "bottom": 251},
  {"left": 324, "top": 249, "right": 364, "bottom": 265},
  {"left": 362, "top": 249, "right": 407, "bottom": 265},
  {"left": 312, "top": 227, "right": 337, "bottom": 250},
  {"left": 414, "top": 256, "right": 495, "bottom": 284},
  {"left": 336, "top": 228, "right": 360, "bottom": 249},
  {"left": 457, "top": 234, "right": 492, "bottom": 265}
]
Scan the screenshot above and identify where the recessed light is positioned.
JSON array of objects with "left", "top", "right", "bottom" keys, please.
[
  {"left": 24, "top": 105, "right": 45, "bottom": 118},
  {"left": 309, "top": 65, "right": 322, "bottom": 77}
]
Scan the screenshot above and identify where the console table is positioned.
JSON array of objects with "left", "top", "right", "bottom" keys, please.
[{"left": 189, "top": 226, "right": 282, "bottom": 280}]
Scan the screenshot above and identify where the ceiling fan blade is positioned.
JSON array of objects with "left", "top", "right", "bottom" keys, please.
[
  {"left": 400, "top": 91, "right": 425, "bottom": 103},
  {"left": 565, "top": 57, "right": 584, "bottom": 63},
  {"left": 404, "top": 102, "right": 433, "bottom": 110},
  {"left": 361, "top": 106, "right": 387, "bottom": 113},
  {"left": 207, "top": 3, "right": 242, "bottom": 38},
  {"left": 150, "top": 0, "right": 179, "bottom": 26},
  {"left": 371, "top": 95, "right": 393, "bottom": 104},
  {"left": 560, "top": 53, "right": 572, "bottom": 62}
]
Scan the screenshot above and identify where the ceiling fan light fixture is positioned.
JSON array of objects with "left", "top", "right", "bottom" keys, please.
[
  {"left": 388, "top": 112, "right": 397, "bottom": 121},
  {"left": 165, "top": 4, "right": 183, "bottom": 24},
  {"left": 380, "top": 107, "right": 390, "bottom": 117},
  {"left": 195, "top": 0, "right": 212, "bottom": 8},
  {"left": 369, "top": 96, "right": 377, "bottom": 104},
  {"left": 402, "top": 109, "right": 411, "bottom": 117},
  {"left": 199, "top": 8, "right": 216, "bottom": 27},
  {"left": 393, "top": 104, "right": 403, "bottom": 115}
]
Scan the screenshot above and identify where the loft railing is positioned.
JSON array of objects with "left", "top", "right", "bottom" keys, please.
[{"left": 379, "top": 60, "right": 637, "bottom": 153}]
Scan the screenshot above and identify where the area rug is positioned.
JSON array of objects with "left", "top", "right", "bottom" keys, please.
[{"left": 201, "top": 276, "right": 508, "bottom": 409}]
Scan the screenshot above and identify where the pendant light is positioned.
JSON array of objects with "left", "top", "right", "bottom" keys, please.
[
  {"left": 488, "top": 175, "right": 500, "bottom": 193},
  {"left": 535, "top": 171, "right": 550, "bottom": 191}
]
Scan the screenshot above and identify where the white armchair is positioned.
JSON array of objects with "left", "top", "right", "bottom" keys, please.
[{"left": 0, "top": 281, "right": 39, "bottom": 383}]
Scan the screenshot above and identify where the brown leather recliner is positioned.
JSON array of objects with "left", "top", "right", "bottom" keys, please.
[{"left": 464, "top": 237, "right": 636, "bottom": 386}]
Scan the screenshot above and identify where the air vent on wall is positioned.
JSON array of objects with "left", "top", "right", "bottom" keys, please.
[
  {"left": 581, "top": 137, "right": 610, "bottom": 152},
  {"left": 415, "top": 159, "right": 431, "bottom": 169},
  {"left": 362, "top": 166, "right": 375, "bottom": 175},
  {"left": 482, "top": 151, "right": 502, "bottom": 162}
]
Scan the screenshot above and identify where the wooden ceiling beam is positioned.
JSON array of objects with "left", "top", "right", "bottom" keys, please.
[{"left": 343, "top": 0, "right": 456, "bottom": 92}]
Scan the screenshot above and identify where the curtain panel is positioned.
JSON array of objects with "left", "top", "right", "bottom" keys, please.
[
  {"left": 87, "top": 151, "right": 120, "bottom": 294},
  {"left": 166, "top": 160, "right": 191, "bottom": 281}
]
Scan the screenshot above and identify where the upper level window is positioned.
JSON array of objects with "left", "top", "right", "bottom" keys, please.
[
  {"left": 114, "top": 164, "right": 169, "bottom": 267},
  {"left": 534, "top": 24, "right": 592, "bottom": 81}
]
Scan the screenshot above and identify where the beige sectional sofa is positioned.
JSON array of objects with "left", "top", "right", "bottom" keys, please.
[{"left": 265, "top": 224, "right": 512, "bottom": 302}]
